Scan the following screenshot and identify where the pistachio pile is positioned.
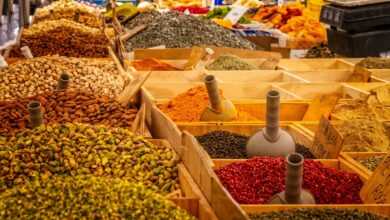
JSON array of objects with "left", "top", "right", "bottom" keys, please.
[
  {"left": 0, "top": 176, "right": 195, "bottom": 220},
  {"left": 0, "top": 56, "right": 126, "bottom": 100},
  {"left": 0, "top": 123, "right": 179, "bottom": 194},
  {"left": 18, "top": 19, "right": 108, "bottom": 57},
  {"left": 33, "top": 0, "right": 102, "bottom": 28},
  {"left": 0, "top": 90, "right": 138, "bottom": 135}
]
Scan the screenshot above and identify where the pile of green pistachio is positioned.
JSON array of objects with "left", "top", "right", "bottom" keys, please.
[{"left": 0, "top": 175, "right": 195, "bottom": 220}]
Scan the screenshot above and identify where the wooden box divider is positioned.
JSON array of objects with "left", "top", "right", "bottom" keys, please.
[{"left": 278, "top": 58, "right": 355, "bottom": 71}]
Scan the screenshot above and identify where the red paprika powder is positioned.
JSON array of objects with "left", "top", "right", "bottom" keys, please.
[{"left": 216, "top": 157, "right": 363, "bottom": 204}]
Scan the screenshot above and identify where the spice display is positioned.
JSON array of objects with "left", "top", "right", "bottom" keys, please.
[
  {"left": 305, "top": 44, "right": 336, "bottom": 58},
  {"left": 206, "top": 55, "right": 257, "bottom": 70},
  {"left": 252, "top": 4, "right": 304, "bottom": 28},
  {"left": 196, "top": 130, "right": 315, "bottom": 159},
  {"left": 125, "top": 11, "right": 255, "bottom": 51},
  {"left": 216, "top": 157, "right": 363, "bottom": 204},
  {"left": 0, "top": 176, "right": 194, "bottom": 220},
  {"left": 206, "top": 7, "right": 251, "bottom": 24},
  {"left": 18, "top": 19, "right": 108, "bottom": 57},
  {"left": 0, "top": 123, "right": 179, "bottom": 193},
  {"left": 331, "top": 99, "right": 377, "bottom": 120},
  {"left": 336, "top": 120, "right": 389, "bottom": 152},
  {"left": 358, "top": 156, "right": 385, "bottom": 171},
  {"left": 158, "top": 86, "right": 256, "bottom": 122},
  {"left": 250, "top": 208, "right": 388, "bottom": 220},
  {"left": 357, "top": 57, "right": 390, "bottom": 69},
  {"left": 0, "top": 56, "right": 126, "bottom": 100},
  {"left": 0, "top": 90, "right": 138, "bottom": 135},
  {"left": 173, "top": 6, "right": 209, "bottom": 14},
  {"left": 33, "top": 0, "right": 102, "bottom": 28},
  {"left": 132, "top": 58, "right": 181, "bottom": 71}
]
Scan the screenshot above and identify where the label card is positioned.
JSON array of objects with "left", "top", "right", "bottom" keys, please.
[
  {"left": 361, "top": 153, "right": 390, "bottom": 204},
  {"left": 311, "top": 116, "right": 344, "bottom": 159},
  {"left": 224, "top": 6, "right": 248, "bottom": 25}
]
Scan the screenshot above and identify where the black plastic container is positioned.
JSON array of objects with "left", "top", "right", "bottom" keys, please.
[
  {"left": 320, "top": 3, "right": 390, "bottom": 32},
  {"left": 327, "top": 28, "right": 390, "bottom": 57}
]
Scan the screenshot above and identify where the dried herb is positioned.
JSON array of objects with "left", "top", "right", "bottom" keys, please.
[
  {"left": 0, "top": 176, "right": 195, "bottom": 220},
  {"left": 357, "top": 58, "right": 390, "bottom": 69},
  {"left": 305, "top": 44, "right": 335, "bottom": 58},
  {"left": 124, "top": 11, "right": 255, "bottom": 50},
  {"left": 206, "top": 55, "right": 257, "bottom": 70},
  {"left": 250, "top": 208, "right": 388, "bottom": 220},
  {"left": 358, "top": 156, "right": 385, "bottom": 171},
  {"left": 196, "top": 130, "right": 315, "bottom": 159},
  {"left": 0, "top": 123, "right": 179, "bottom": 194},
  {"left": 216, "top": 157, "right": 363, "bottom": 204}
]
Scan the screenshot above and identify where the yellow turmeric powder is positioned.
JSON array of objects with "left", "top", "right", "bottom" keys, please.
[{"left": 158, "top": 86, "right": 257, "bottom": 122}]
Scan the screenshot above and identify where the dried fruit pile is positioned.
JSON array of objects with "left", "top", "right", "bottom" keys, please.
[
  {"left": 250, "top": 208, "right": 387, "bottom": 220},
  {"left": 158, "top": 86, "right": 257, "bottom": 122},
  {"left": 0, "top": 123, "right": 179, "bottom": 194},
  {"left": 0, "top": 176, "right": 195, "bottom": 219},
  {"left": 18, "top": 19, "right": 108, "bottom": 57},
  {"left": 216, "top": 157, "right": 363, "bottom": 204},
  {"left": 0, "top": 90, "right": 138, "bottom": 135},
  {"left": 196, "top": 130, "right": 315, "bottom": 159},
  {"left": 33, "top": 0, "right": 102, "bottom": 28},
  {"left": 0, "top": 56, "right": 127, "bottom": 100},
  {"left": 358, "top": 156, "right": 385, "bottom": 171},
  {"left": 357, "top": 58, "right": 390, "bottom": 69},
  {"left": 124, "top": 11, "right": 255, "bottom": 50}
]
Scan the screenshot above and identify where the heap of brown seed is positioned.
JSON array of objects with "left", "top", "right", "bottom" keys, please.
[
  {"left": 17, "top": 19, "right": 108, "bottom": 57},
  {"left": 0, "top": 90, "right": 138, "bottom": 135}
]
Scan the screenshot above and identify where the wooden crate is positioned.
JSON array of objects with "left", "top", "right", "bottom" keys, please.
[
  {"left": 278, "top": 59, "right": 354, "bottom": 71},
  {"left": 148, "top": 139, "right": 218, "bottom": 220},
  {"left": 211, "top": 159, "right": 390, "bottom": 218},
  {"left": 136, "top": 70, "right": 308, "bottom": 83},
  {"left": 369, "top": 69, "right": 390, "bottom": 82},
  {"left": 345, "top": 82, "right": 388, "bottom": 92},
  {"left": 340, "top": 152, "right": 388, "bottom": 180}
]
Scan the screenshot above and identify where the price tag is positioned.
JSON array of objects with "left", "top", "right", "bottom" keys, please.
[
  {"left": 361, "top": 153, "right": 390, "bottom": 204},
  {"left": 311, "top": 116, "right": 344, "bottom": 159},
  {"left": 374, "top": 85, "right": 390, "bottom": 106},
  {"left": 0, "top": 55, "right": 8, "bottom": 68},
  {"left": 21, "top": 46, "right": 33, "bottom": 59},
  {"left": 224, "top": 6, "right": 248, "bottom": 25}
]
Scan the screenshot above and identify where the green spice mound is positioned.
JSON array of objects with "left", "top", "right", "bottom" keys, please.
[
  {"left": 206, "top": 55, "right": 257, "bottom": 70},
  {"left": 0, "top": 123, "right": 179, "bottom": 194},
  {"left": 250, "top": 208, "right": 388, "bottom": 220},
  {"left": 0, "top": 175, "right": 195, "bottom": 220}
]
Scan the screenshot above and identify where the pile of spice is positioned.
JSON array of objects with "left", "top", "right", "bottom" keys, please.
[
  {"left": 336, "top": 120, "right": 389, "bottom": 152},
  {"left": 0, "top": 123, "right": 179, "bottom": 194},
  {"left": 305, "top": 44, "right": 336, "bottom": 58},
  {"left": 331, "top": 99, "right": 377, "bottom": 120},
  {"left": 0, "top": 176, "right": 195, "bottom": 220},
  {"left": 216, "top": 157, "right": 363, "bottom": 204},
  {"left": 33, "top": 0, "right": 102, "bottom": 28},
  {"left": 0, "top": 90, "right": 138, "bottom": 135},
  {"left": 357, "top": 57, "right": 390, "bottom": 69},
  {"left": 132, "top": 58, "right": 181, "bottom": 71},
  {"left": 196, "top": 130, "right": 315, "bottom": 159},
  {"left": 358, "top": 156, "right": 385, "bottom": 171},
  {"left": 250, "top": 209, "right": 387, "bottom": 220},
  {"left": 206, "top": 55, "right": 258, "bottom": 71},
  {"left": 158, "top": 86, "right": 257, "bottom": 122},
  {"left": 17, "top": 19, "right": 108, "bottom": 57},
  {"left": 124, "top": 11, "right": 255, "bottom": 50},
  {"left": 0, "top": 56, "right": 126, "bottom": 100}
]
